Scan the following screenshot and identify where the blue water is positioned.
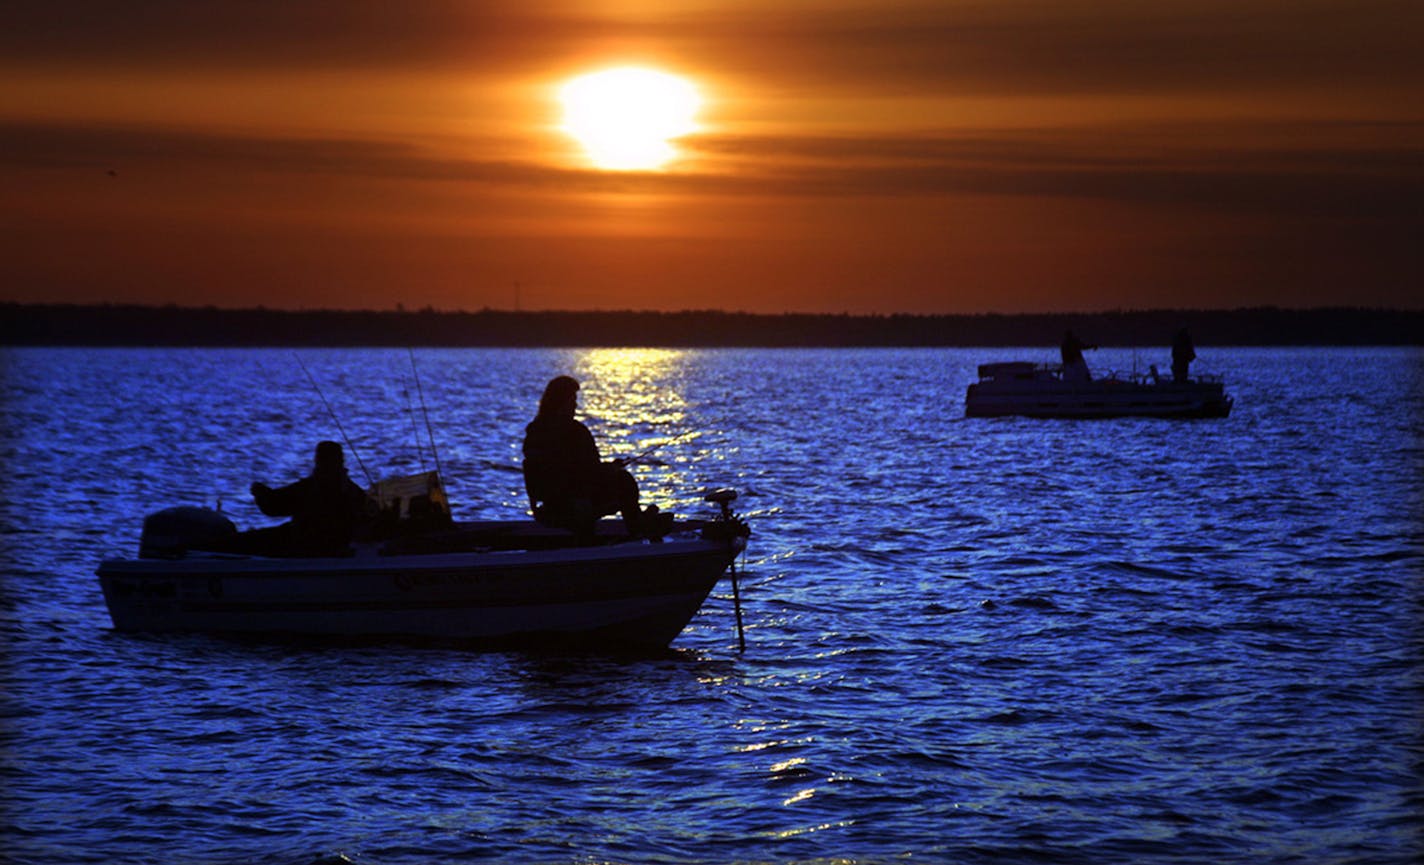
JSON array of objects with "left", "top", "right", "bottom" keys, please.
[{"left": 2, "top": 346, "right": 1421, "bottom": 865}]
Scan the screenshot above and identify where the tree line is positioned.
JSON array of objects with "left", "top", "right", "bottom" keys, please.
[{"left": 2, "top": 303, "right": 1420, "bottom": 347}]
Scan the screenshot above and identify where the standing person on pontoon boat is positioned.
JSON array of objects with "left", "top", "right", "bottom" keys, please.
[
  {"left": 245, "top": 440, "right": 375, "bottom": 556},
  {"left": 1172, "top": 328, "right": 1197, "bottom": 383},
  {"left": 522, "top": 375, "right": 648, "bottom": 539},
  {"left": 1060, "top": 329, "right": 1096, "bottom": 382}
]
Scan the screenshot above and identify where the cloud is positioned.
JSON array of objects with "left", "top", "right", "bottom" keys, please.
[
  {"left": 0, "top": 120, "right": 727, "bottom": 203},
  {"left": 700, "top": 0, "right": 1424, "bottom": 97},
  {"left": 0, "top": 0, "right": 593, "bottom": 73},
  {"left": 6, "top": 0, "right": 1420, "bottom": 100},
  {"left": 8, "top": 117, "right": 1418, "bottom": 235},
  {"left": 686, "top": 123, "right": 1424, "bottom": 222}
]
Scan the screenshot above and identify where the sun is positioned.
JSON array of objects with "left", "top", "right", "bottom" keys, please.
[{"left": 559, "top": 67, "right": 701, "bottom": 171}]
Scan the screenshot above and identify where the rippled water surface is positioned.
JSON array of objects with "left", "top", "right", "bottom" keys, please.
[{"left": 2, "top": 346, "right": 1422, "bottom": 864}]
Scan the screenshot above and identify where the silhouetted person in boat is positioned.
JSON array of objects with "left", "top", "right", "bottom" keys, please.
[
  {"left": 1172, "top": 328, "right": 1197, "bottom": 383},
  {"left": 1060, "top": 329, "right": 1096, "bottom": 382},
  {"left": 244, "top": 440, "right": 374, "bottom": 557},
  {"left": 523, "top": 375, "right": 647, "bottom": 539}
]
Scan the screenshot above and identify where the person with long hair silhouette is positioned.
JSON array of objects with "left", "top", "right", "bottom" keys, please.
[{"left": 522, "top": 376, "right": 646, "bottom": 539}]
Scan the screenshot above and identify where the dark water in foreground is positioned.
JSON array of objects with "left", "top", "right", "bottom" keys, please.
[{"left": 2, "top": 346, "right": 1422, "bottom": 865}]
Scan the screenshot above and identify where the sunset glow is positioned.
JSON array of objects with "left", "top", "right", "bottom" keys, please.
[
  {"left": 0, "top": 1, "right": 1420, "bottom": 313},
  {"left": 559, "top": 68, "right": 701, "bottom": 170}
]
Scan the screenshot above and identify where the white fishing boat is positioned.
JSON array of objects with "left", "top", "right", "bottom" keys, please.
[
  {"left": 965, "top": 361, "right": 1233, "bottom": 419},
  {"left": 96, "top": 486, "right": 750, "bottom": 651}
]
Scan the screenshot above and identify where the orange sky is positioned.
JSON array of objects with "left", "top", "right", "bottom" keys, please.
[{"left": 3, "top": 0, "right": 1421, "bottom": 314}]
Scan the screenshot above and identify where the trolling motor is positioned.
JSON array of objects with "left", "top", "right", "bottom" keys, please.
[
  {"left": 705, "top": 487, "right": 737, "bottom": 516},
  {"left": 702, "top": 487, "right": 750, "bottom": 652},
  {"left": 700, "top": 488, "right": 750, "bottom": 543}
]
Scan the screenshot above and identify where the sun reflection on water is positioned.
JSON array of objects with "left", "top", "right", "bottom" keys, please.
[
  {"left": 781, "top": 787, "right": 816, "bottom": 807},
  {"left": 572, "top": 348, "right": 690, "bottom": 431},
  {"left": 561, "top": 348, "right": 709, "bottom": 512}
]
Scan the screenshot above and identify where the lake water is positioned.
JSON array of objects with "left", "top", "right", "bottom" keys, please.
[{"left": 2, "top": 346, "right": 1421, "bottom": 865}]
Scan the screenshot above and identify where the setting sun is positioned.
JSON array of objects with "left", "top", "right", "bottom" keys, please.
[{"left": 559, "top": 67, "right": 701, "bottom": 171}]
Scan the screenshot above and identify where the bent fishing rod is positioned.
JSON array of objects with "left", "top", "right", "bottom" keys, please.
[
  {"left": 614, "top": 430, "right": 706, "bottom": 467},
  {"left": 293, "top": 352, "right": 376, "bottom": 486},
  {"left": 407, "top": 348, "right": 445, "bottom": 482}
]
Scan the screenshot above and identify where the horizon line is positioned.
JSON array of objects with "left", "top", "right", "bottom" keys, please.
[{"left": 6, "top": 301, "right": 1423, "bottom": 317}]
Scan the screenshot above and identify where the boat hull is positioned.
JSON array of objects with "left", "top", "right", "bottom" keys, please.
[
  {"left": 966, "top": 378, "right": 1232, "bottom": 419},
  {"left": 97, "top": 536, "right": 743, "bottom": 650}
]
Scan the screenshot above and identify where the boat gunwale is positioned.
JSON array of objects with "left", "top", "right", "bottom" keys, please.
[{"left": 97, "top": 522, "right": 744, "bottom": 578}]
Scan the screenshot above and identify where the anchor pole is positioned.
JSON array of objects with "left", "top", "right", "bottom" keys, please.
[
  {"left": 730, "top": 560, "right": 746, "bottom": 652},
  {"left": 706, "top": 488, "right": 747, "bottom": 652}
]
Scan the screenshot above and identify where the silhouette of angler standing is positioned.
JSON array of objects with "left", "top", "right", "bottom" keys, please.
[
  {"left": 246, "top": 440, "right": 374, "bottom": 556},
  {"left": 1172, "top": 328, "right": 1197, "bottom": 383},
  {"left": 1060, "top": 329, "right": 1096, "bottom": 382},
  {"left": 522, "top": 375, "right": 644, "bottom": 538}
]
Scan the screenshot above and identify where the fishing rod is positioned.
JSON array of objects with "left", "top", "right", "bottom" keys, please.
[
  {"left": 616, "top": 430, "right": 705, "bottom": 467},
  {"left": 403, "top": 376, "right": 428, "bottom": 474},
  {"left": 293, "top": 352, "right": 375, "bottom": 486},
  {"left": 407, "top": 349, "right": 444, "bottom": 481}
]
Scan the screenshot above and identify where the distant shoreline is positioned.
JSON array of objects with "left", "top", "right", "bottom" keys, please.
[{"left": 2, "top": 303, "right": 1420, "bottom": 347}]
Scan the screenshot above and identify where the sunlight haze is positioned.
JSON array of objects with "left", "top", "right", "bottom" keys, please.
[{"left": 1, "top": 0, "right": 1420, "bottom": 313}]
